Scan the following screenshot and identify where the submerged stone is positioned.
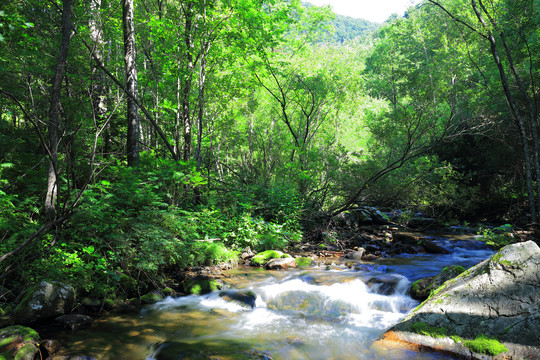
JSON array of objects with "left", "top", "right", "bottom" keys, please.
[{"left": 219, "top": 289, "right": 257, "bottom": 308}]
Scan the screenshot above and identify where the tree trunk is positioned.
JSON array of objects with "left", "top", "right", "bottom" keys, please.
[
  {"left": 89, "top": 0, "right": 108, "bottom": 160},
  {"left": 45, "top": 0, "right": 73, "bottom": 220},
  {"left": 122, "top": 0, "right": 140, "bottom": 167},
  {"left": 182, "top": 2, "right": 194, "bottom": 162}
]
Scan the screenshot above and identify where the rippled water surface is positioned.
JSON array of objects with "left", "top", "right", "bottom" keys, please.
[{"left": 47, "top": 235, "right": 494, "bottom": 360}]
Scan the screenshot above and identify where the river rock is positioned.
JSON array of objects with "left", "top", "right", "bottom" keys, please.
[
  {"left": 345, "top": 248, "right": 365, "bottom": 260},
  {"left": 39, "top": 339, "right": 62, "bottom": 358},
  {"left": 352, "top": 207, "right": 389, "bottom": 225},
  {"left": 333, "top": 211, "right": 358, "bottom": 229},
  {"left": 421, "top": 239, "right": 450, "bottom": 254},
  {"left": 54, "top": 314, "right": 94, "bottom": 331},
  {"left": 140, "top": 290, "right": 164, "bottom": 304},
  {"left": 251, "top": 250, "right": 291, "bottom": 266},
  {"left": 266, "top": 257, "right": 297, "bottom": 270},
  {"left": 219, "top": 289, "right": 257, "bottom": 308},
  {"left": 183, "top": 275, "right": 223, "bottom": 295},
  {"left": 13, "top": 281, "right": 74, "bottom": 324},
  {"left": 410, "top": 265, "right": 466, "bottom": 301},
  {"left": 376, "top": 241, "right": 540, "bottom": 360},
  {"left": 0, "top": 325, "right": 40, "bottom": 360}
]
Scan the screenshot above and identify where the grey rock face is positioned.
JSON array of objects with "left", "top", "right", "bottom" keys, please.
[
  {"left": 378, "top": 241, "right": 540, "bottom": 359},
  {"left": 265, "top": 257, "right": 297, "bottom": 270},
  {"left": 14, "top": 281, "right": 75, "bottom": 324}
]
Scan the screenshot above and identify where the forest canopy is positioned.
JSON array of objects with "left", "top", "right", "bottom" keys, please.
[{"left": 0, "top": 0, "right": 538, "bottom": 298}]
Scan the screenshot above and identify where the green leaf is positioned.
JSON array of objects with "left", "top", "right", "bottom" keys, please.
[{"left": 83, "top": 245, "right": 95, "bottom": 254}]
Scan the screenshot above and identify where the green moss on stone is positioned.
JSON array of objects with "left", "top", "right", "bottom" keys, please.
[
  {"left": 410, "top": 322, "right": 447, "bottom": 338},
  {"left": 463, "top": 334, "right": 508, "bottom": 356},
  {"left": 410, "top": 279, "right": 421, "bottom": 293},
  {"left": 140, "top": 292, "right": 164, "bottom": 304},
  {"left": 13, "top": 342, "right": 38, "bottom": 360},
  {"left": 184, "top": 278, "right": 223, "bottom": 295},
  {"left": 295, "top": 257, "right": 313, "bottom": 267},
  {"left": 251, "top": 250, "right": 289, "bottom": 266},
  {"left": 450, "top": 335, "right": 462, "bottom": 343}
]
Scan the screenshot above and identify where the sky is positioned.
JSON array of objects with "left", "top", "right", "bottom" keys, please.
[{"left": 304, "top": 0, "right": 422, "bottom": 23}]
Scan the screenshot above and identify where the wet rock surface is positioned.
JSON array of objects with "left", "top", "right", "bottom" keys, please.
[
  {"left": 0, "top": 325, "right": 40, "bottom": 360},
  {"left": 377, "top": 241, "right": 540, "bottom": 360},
  {"left": 13, "top": 281, "right": 75, "bottom": 324},
  {"left": 54, "top": 314, "right": 94, "bottom": 331}
]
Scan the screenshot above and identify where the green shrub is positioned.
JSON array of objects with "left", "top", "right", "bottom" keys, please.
[{"left": 478, "top": 225, "right": 514, "bottom": 249}]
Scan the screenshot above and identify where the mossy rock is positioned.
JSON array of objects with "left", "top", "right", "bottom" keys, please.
[
  {"left": 295, "top": 257, "right": 313, "bottom": 267},
  {"left": 251, "top": 250, "right": 291, "bottom": 266},
  {"left": 183, "top": 277, "right": 223, "bottom": 295},
  {"left": 161, "top": 287, "right": 174, "bottom": 297},
  {"left": 140, "top": 291, "right": 164, "bottom": 304},
  {"left": 0, "top": 325, "right": 40, "bottom": 360},
  {"left": 410, "top": 265, "right": 467, "bottom": 301}
]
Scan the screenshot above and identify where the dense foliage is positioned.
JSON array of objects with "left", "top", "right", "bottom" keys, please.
[{"left": 0, "top": 0, "right": 539, "bottom": 302}]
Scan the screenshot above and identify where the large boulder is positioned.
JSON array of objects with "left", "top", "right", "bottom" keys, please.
[
  {"left": 0, "top": 325, "right": 40, "bottom": 360},
  {"left": 376, "top": 241, "right": 540, "bottom": 359},
  {"left": 13, "top": 281, "right": 75, "bottom": 324}
]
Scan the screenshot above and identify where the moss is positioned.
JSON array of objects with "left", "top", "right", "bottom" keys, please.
[
  {"left": 450, "top": 335, "right": 462, "bottom": 343},
  {"left": 140, "top": 292, "right": 164, "bottom": 304},
  {"left": 463, "top": 334, "right": 508, "bottom": 356},
  {"left": 0, "top": 326, "right": 39, "bottom": 345},
  {"left": 410, "top": 322, "right": 447, "bottom": 338},
  {"left": 251, "top": 250, "right": 289, "bottom": 266},
  {"left": 0, "top": 326, "right": 40, "bottom": 360},
  {"left": 161, "top": 287, "right": 174, "bottom": 296},
  {"left": 295, "top": 257, "right": 313, "bottom": 267},
  {"left": 410, "top": 279, "right": 421, "bottom": 293},
  {"left": 499, "top": 260, "right": 512, "bottom": 267},
  {"left": 13, "top": 342, "right": 38, "bottom": 360},
  {"left": 184, "top": 278, "right": 223, "bottom": 295},
  {"left": 491, "top": 252, "right": 504, "bottom": 263}
]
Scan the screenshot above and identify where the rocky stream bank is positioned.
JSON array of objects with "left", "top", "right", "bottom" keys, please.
[{"left": 1, "top": 207, "right": 539, "bottom": 359}]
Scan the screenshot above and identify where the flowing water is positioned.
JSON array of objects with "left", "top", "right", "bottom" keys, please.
[{"left": 46, "top": 235, "right": 494, "bottom": 360}]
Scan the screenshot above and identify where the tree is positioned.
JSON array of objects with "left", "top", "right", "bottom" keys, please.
[
  {"left": 427, "top": 0, "right": 540, "bottom": 225},
  {"left": 122, "top": 0, "right": 140, "bottom": 167},
  {"left": 45, "top": 0, "right": 74, "bottom": 219}
]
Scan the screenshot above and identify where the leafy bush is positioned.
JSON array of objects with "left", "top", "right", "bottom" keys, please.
[{"left": 478, "top": 224, "right": 514, "bottom": 249}]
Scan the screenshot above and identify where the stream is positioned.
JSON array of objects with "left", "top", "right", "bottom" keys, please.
[{"left": 46, "top": 234, "right": 494, "bottom": 360}]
